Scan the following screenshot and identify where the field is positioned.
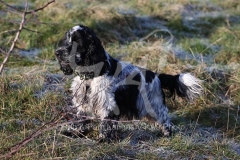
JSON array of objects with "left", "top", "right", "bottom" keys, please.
[{"left": 0, "top": 0, "right": 240, "bottom": 159}]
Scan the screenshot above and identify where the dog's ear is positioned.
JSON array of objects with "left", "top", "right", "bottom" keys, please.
[
  {"left": 66, "top": 26, "right": 84, "bottom": 45},
  {"left": 67, "top": 26, "right": 95, "bottom": 49}
]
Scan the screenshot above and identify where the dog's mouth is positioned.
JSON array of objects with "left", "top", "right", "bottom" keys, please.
[
  {"left": 60, "top": 62, "right": 74, "bottom": 75},
  {"left": 55, "top": 48, "right": 74, "bottom": 75}
]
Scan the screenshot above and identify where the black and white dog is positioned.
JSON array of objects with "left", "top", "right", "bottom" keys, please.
[{"left": 55, "top": 25, "right": 202, "bottom": 140}]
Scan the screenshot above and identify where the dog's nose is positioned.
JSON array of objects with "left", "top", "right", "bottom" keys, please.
[
  {"left": 55, "top": 50, "right": 65, "bottom": 59},
  {"left": 55, "top": 49, "right": 61, "bottom": 56}
]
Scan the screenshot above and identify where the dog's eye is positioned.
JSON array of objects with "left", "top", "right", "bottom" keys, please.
[
  {"left": 55, "top": 50, "right": 63, "bottom": 56},
  {"left": 64, "top": 52, "right": 68, "bottom": 56}
]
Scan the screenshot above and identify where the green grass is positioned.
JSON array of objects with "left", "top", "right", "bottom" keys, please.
[
  {"left": 178, "top": 38, "right": 216, "bottom": 55},
  {"left": 0, "top": 0, "right": 240, "bottom": 159},
  {"left": 210, "top": 24, "right": 240, "bottom": 64},
  {"left": 0, "top": 55, "right": 39, "bottom": 68}
]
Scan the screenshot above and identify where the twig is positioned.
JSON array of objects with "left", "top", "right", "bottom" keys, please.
[
  {"left": 0, "top": 101, "right": 66, "bottom": 159},
  {"left": 0, "top": 1, "right": 28, "bottom": 73},
  {"left": 0, "top": 30, "right": 18, "bottom": 35},
  {"left": 0, "top": 116, "right": 63, "bottom": 159},
  {"left": 190, "top": 110, "right": 201, "bottom": 142},
  {"left": 0, "top": 0, "right": 55, "bottom": 74},
  {"left": 25, "top": 0, "right": 55, "bottom": 14},
  {"left": 0, "top": 0, "right": 22, "bottom": 12},
  {"left": 0, "top": 111, "right": 143, "bottom": 159},
  {"left": 0, "top": 0, "right": 55, "bottom": 14},
  {"left": 0, "top": 48, "right": 7, "bottom": 55},
  {"left": 23, "top": 27, "right": 41, "bottom": 34},
  {"left": 232, "top": 106, "right": 239, "bottom": 138},
  {"left": 227, "top": 105, "right": 230, "bottom": 133}
]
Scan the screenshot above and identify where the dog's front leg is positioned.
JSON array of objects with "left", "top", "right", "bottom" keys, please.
[
  {"left": 99, "top": 115, "right": 119, "bottom": 142},
  {"left": 89, "top": 76, "right": 120, "bottom": 142}
]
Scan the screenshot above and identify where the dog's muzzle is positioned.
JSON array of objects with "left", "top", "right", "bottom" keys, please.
[
  {"left": 60, "top": 63, "right": 73, "bottom": 75},
  {"left": 55, "top": 48, "right": 74, "bottom": 75}
]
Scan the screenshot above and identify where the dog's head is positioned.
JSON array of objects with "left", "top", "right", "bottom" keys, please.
[{"left": 55, "top": 25, "right": 107, "bottom": 75}]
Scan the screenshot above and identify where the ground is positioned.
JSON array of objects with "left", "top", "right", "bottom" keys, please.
[{"left": 0, "top": 0, "right": 240, "bottom": 159}]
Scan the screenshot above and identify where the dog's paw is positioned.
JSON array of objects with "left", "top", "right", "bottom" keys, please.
[
  {"left": 98, "top": 130, "right": 118, "bottom": 143},
  {"left": 159, "top": 124, "right": 172, "bottom": 137}
]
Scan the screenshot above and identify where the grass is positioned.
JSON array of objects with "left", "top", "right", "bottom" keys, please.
[{"left": 0, "top": 0, "right": 240, "bottom": 159}]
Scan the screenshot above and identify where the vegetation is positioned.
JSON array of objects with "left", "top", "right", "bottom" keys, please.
[{"left": 0, "top": 0, "right": 240, "bottom": 159}]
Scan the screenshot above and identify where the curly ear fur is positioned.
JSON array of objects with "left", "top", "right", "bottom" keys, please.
[{"left": 71, "top": 25, "right": 106, "bottom": 66}]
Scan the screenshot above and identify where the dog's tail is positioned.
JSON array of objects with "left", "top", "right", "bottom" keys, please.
[{"left": 158, "top": 73, "right": 203, "bottom": 101}]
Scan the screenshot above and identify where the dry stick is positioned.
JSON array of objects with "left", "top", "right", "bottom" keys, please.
[
  {"left": 1, "top": 111, "right": 142, "bottom": 159},
  {"left": 227, "top": 105, "right": 230, "bottom": 133},
  {"left": 0, "top": 117, "right": 76, "bottom": 159},
  {"left": 0, "top": 73, "right": 143, "bottom": 158},
  {"left": 0, "top": 77, "right": 100, "bottom": 158},
  {"left": 0, "top": 48, "right": 7, "bottom": 55},
  {"left": 189, "top": 110, "right": 201, "bottom": 142},
  {"left": 1, "top": 94, "right": 74, "bottom": 159},
  {"left": 0, "top": 110, "right": 141, "bottom": 159},
  {"left": 0, "top": 4, "right": 27, "bottom": 73},
  {"left": 0, "top": 30, "right": 18, "bottom": 35},
  {"left": 233, "top": 106, "right": 239, "bottom": 138},
  {"left": 25, "top": 0, "right": 55, "bottom": 14},
  {"left": 22, "top": 27, "right": 41, "bottom": 34},
  {"left": 0, "top": 0, "right": 22, "bottom": 12},
  {"left": 0, "top": 0, "right": 55, "bottom": 74}
]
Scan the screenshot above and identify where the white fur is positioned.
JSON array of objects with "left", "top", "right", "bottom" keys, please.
[
  {"left": 105, "top": 51, "right": 111, "bottom": 68},
  {"left": 68, "top": 25, "right": 83, "bottom": 43},
  {"left": 71, "top": 76, "right": 93, "bottom": 116},
  {"left": 72, "top": 25, "right": 83, "bottom": 31},
  {"left": 71, "top": 60, "right": 171, "bottom": 128},
  {"left": 179, "top": 73, "right": 203, "bottom": 100},
  {"left": 71, "top": 74, "right": 118, "bottom": 120},
  {"left": 70, "top": 59, "right": 202, "bottom": 137},
  {"left": 89, "top": 75, "right": 117, "bottom": 119},
  {"left": 71, "top": 76, "right": 86, "bottom": 108},
  {"left": 136, "top": 75, "right": 170, "bottom": 127}
]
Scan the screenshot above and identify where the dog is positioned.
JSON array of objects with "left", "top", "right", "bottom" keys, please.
[{"left": 55, "top": 25, "right": 203, "bottom": 141}]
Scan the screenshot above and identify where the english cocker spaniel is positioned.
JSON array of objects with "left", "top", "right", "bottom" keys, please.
[{"left": 55, "top": 25, "right": 203, "bottom": 141}]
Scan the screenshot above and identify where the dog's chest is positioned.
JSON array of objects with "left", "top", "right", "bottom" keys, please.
[
  {"left": 71, "top": 76, "right": 92, "bottom": 105},
  {"left": 71, "top": 75, "right": 117, "bottom": 119}
]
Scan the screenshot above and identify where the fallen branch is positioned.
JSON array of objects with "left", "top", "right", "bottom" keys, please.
[
  {"left": 0, "top": 0, "right": 55, "bottom": 74},
  {"left": 0, "top": 77, "right": 144, "bottom": 159},
  {"left": 0, "top": 106, "right": 145, "bottom": 159},
  {"left": 0, "top": 114, "right": 65, "bottom": 159},
  {"left": 0, "top": 112, "right": 144, "bottom": 159}
]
